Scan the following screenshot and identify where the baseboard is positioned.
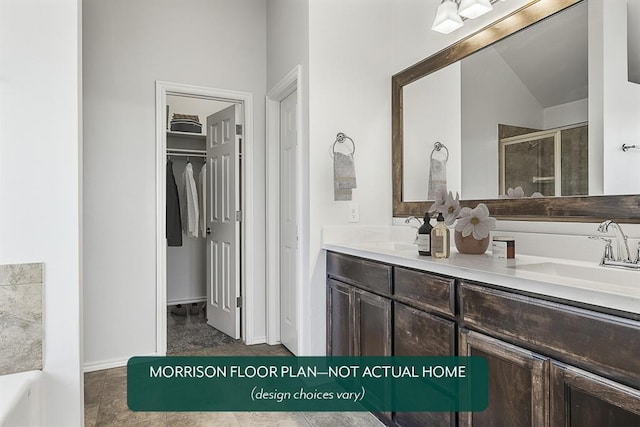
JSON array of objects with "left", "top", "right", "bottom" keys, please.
[
  {"left": 246, "top": 335, "right": 267, "bottom": 345},
  {"left": 167, "top": 297, "right": 206, "bottom": 306},
  {"left": 83, "top": 352, "right": 159, "bottom": 373}
]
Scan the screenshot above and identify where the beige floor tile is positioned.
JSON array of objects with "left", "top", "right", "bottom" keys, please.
[
  {"left": 84, "top": 371, "right": 106, "bottom": 405},
  {"left": 96, "top": 378, "right": 165, "bottom": 427},
  {"left": 84, "top": 402, "right": 99, "bottom": 427},
  {"left": 166, "top": 411, "right": 241, "bottom": 427},
  {"left": 105, "top": 366, "right": 127, "bottom": 379},
  {"left": 95, "top": 391, "right": 166, "bottom": 427},
  {"left": 234, "top": 411, "right": 311, "bottom": 427},
  {"left": 303, "top": 411, "right": 384, "bottom": 427}
]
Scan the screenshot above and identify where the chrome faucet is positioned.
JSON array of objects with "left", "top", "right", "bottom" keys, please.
[
  {"left": 404, "top": 216, "right": 423, "bottom": 228},
  {"left": 592, "top": 220, "right": 640, "bottom": 270},
  {"left": 597, "top": 220, "right": 632, "bottom": 262}
]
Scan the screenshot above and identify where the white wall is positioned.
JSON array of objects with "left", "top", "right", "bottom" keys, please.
[
  {"left": 0, "top": 0, "right": 82, "bottom": 425},
  {"left": 307, "top": 0, "right": 396, "bottom": 355},
  {"left": 301, "top": 0, "right": 533, "bottom": 355},
  {"left": 599, "top": 0, "right": 640, "bottom": 194},
  {"left": 403, "top": 64, "right": 462, "bottom": 202},
  {"left": 543, "top": 98, "right": 589, "bottom": 129},
  {"left": 83, "top": 0, "right": 267, "bottom": 368},
  {"left": 461, "top": 47, "right": 544, "bottom": 199}
]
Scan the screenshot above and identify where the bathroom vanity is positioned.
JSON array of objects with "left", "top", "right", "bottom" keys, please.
[{"left": 325, "top": 248, "right": 640, "bottom": 427}]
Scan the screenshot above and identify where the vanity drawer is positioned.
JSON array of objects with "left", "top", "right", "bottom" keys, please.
[
  {"left": 326, "top": 252, "right": 392, "bottom": 296},
  {"left": 459, "top": 282, "right": 640, "bottom": 388},
  {"left": 394, "top": 267, "right": 455, "bottom": 318}
]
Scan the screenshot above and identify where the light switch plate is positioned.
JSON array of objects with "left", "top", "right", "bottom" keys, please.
[{"left": 348, "top": 203, "right": 359, "bottom": 223}]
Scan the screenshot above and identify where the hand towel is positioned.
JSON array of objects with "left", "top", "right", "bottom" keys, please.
[
  {"left": 334, "top": 152, "right": 357, "bottom": 201},
  {"left": 198, "top": 163, "right": 207, "bottom": 238},
  {"left": 427, "top": 158, "right": 447, "bottom": 200},
  {"left": 166, "top": 159, "right": 182, "bottom": 247},
  {"left": 182, "top": 163, "right": 200, "bottom": 238}
]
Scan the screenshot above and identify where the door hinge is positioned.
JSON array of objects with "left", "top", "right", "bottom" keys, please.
[
  {"left": 236, "top": 296, "right": 242, "bottom": 308},
  {"left": 236, "top": 124, "right": 243, "bottom": 136},
  {"left": 235, "top": 210, "right": 242, "bottom": 222}
]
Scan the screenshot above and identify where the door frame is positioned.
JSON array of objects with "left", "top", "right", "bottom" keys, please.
[
  {"left": 155, "top": 81, "right": 256, "bottom": 355},
  {"left": 265, "top": 66, "right": 306, "bottom": 351}
]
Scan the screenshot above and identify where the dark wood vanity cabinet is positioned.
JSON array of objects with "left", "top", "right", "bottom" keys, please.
[
  {"left": 394, "top": 302, "right": 457, "bottom": 427},
  {"left": 550, "top": 362, "right": 640, "bottom": 427},
  {"left": 458, "top": 329, "right": 549, "bottom": 427},
  {"left": 326, "top": 253, "right": 392, "bottom": 357},
  {"left": 326, "top": 278, "right": 354, "bottom": 356},
  {"left": 326, "top": 251, "right": 640, "bottom": 427}
]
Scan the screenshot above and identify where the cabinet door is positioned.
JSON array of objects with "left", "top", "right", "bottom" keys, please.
[
  {"left": 394, "top": 302, "right": 456, "bottom": 427},
  {"left": 354, "top": 288, "right": 392, "bottom": 356},
  {"left": 550, "top": 361, "right": 640, "bottom": 427},
  {"left": 326, "top": 279, "right": 353, "bottom": 356},
  {"left": 459, "top": 329, "right": 549, "bottom": 427}
]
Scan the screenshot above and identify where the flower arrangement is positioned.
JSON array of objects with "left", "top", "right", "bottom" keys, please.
[{"left": 429, "top": 189, "right": 496, "bottom": 242}]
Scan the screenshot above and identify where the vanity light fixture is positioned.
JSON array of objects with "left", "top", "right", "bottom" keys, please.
[
  {"left": 431, "top": 0, "right": 464, "bottom": 34},
  {"left": 458, "top": 0, "right": 493, "bottom": 19},
  {"left": 431, "top": 0, "right": 508, "bottom": 34}
]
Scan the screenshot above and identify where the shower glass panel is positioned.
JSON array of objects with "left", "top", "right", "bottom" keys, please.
[
  {"left": 499, "top": 123, "right": 588, "bottom": 197},
  {"left": 503, "top": 135, "right": 557, "bottom": 197}
]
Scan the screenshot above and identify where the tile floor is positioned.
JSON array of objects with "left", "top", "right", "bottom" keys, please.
[{"left": 84, "top": 309, "right": 383, "bottom": 426}]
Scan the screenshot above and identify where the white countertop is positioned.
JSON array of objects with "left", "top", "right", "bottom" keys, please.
[{"left": 322, "top": 239, "right": 640, "bottom": 317}]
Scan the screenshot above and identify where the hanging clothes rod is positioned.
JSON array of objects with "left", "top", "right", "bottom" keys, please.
[
  {"left": 167, "top": 148, "right": 206, "bottom": 158},
  {"left": 167, "top": 152, "right": 206, "bottom": 159}
]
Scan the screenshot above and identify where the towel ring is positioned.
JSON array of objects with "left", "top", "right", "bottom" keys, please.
[
  {"left": 331, "top": 132, "right": 356, "bottom": 157},
  {"left": 430, "top": 141, "right": 449, "bottom": 162}
]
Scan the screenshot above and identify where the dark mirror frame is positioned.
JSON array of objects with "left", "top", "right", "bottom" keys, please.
[{"left": 392, "top": 0, "right": 640, "bottom": 223}]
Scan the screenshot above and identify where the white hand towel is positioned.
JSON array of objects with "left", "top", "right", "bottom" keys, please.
[
  {"left": 427, "top": 158, "right": 447, "bottom": 200},
  {"left": 334, "top": 152, "right": 357, "bottom": 201},
  {"left": 198, "top": 163, "right": 207, "bottom": 238}
]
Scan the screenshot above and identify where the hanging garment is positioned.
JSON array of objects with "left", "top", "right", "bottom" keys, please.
[
  {"left": 198, "top": 163, "right": 207, "bottom": 238},
  {"left": 166, "top": 159, "right": 182, "bottom": 246},
  {"left": 182, "top": 162, "right": 200, "bottom": 238}
]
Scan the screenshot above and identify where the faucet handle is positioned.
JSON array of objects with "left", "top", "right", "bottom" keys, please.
[{"left": 589, "top": 236, "right": 614, "bottom": 262}]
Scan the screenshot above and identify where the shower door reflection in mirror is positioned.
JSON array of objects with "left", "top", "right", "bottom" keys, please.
[{"left": 499, "top": 123, "right": 588, "bottom": 197}]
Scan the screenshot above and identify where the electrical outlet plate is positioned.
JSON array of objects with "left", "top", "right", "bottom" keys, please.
[{"left": 348, "top": 203, "right": 359, "bottom": 223}]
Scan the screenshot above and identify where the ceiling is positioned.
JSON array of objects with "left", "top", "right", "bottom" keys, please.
[{"left": 487, "top": 1, "right": 588, "bottom": 108}]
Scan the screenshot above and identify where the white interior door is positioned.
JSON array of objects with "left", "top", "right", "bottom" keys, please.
[
  {"left": 206, "top": 105, "right": 240, "bottom": 339},
  {"left": 280, "top": 91, "right": 298, "bottom": 354}
]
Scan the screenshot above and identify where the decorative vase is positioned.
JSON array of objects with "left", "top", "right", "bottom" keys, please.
[{"left": 454, "top": 230, "right": 490, "bottom": 254}]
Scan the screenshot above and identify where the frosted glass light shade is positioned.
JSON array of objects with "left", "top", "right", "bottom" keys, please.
[
  {"left": 431, "top": 0, "right": 464, "bottom": 34},
  {"left": 458, "top": 0, "right": 493, "bottom": 19}
]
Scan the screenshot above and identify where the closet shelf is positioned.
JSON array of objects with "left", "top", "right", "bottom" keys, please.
[{"left": 167, "top": 130, "right": 206, "bottom": 140}]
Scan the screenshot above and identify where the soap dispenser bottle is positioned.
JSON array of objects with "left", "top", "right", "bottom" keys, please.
[
  {"left": 416, "top": 213, "right": 433, "bottom": 256},
  {"left": 431, "top": 212, "right": 450, "bottom": 259}
]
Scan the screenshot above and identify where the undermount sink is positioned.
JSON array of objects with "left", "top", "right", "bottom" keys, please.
[{"left": 511, "top": 262, "right": 640, "bottom": 295}]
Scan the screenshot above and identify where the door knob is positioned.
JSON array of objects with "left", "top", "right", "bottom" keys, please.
[{"left": 206, "top": 227, "right": 211, "bottom": 235}]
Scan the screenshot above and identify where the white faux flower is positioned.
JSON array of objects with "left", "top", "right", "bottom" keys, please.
[
  {"left": 455, "top": 203, "right": 496, "bottom": 240},
  {"left": 506, "top": 186, "right": 525, "bottom": 198},
  {"left": 428, "top": 188, "right": 447, "bottom": 213},
  {"left": 429, "top": 190, "right": 460, "bottom": 225},
  {"left": 441, "top": 191, "right": 461, "bottom": 226}
]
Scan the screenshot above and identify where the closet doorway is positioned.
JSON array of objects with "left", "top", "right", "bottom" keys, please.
[{"left": 155, "top": 81, "right": 256, "bottom": 355}]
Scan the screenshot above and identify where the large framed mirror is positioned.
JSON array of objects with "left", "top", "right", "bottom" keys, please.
[{"left": 392, "top": 0, "right": 640, "bottom": 222}]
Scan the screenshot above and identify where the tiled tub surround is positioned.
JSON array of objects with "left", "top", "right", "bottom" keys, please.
[
  {"left": 322, "top": 226, "right": 640, "bottom": 315},
  {"left": 0, "top": 263, "right": 43, "bottom": 375}
]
